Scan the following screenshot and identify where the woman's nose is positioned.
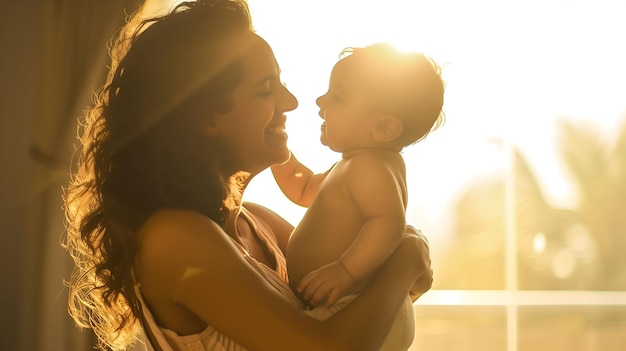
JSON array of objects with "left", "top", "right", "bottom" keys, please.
[{"left": 281, "top": 85, "right": 298, "bottom": 112}]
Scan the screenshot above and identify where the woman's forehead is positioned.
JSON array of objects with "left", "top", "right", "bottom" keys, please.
[{"left": 239, "top": 33, "right": 279, "bottom": 77}]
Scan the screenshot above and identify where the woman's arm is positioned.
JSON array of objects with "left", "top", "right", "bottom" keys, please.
[
  {"left": 246, "top": 202, "right": 433, "bottom": 304},
  {"left": 136, "top": 210, "right": 328, "bottom": 350},
  {"left": 328, "top": 233, "right": 429, "bottom": 350},
  {"left": 135, "top": 209, "right": 429, "bottom": 351}
]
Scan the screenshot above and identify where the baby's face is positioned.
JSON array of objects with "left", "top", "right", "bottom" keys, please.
[{"left": 315, "top": 58, "right": 384, "bottom": 152}]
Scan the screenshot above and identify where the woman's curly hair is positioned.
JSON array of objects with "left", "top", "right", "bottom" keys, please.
[{"left": 63, "top": 1, "right": 252, "bottom": 349}]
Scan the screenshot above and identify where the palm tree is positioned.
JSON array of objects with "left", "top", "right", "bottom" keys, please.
[
  {"left": 437, "top": 116, "right": 626, "bottom": 291},
  {"left": 556, "top": 117, "right": 626, "bottom": 290}
]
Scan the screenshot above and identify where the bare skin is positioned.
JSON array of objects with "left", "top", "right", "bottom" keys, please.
[
  {"left": 133, "top": 202, "right": 429, "bottom": 351},
  {"left": 272, "top": 50, "right": 416, "bottom": 308},
  {"left": 283, "top": 149, "right": 408, "bottom": 307},
  {"left": 132, "top": 34, "right": 433, "bottom": 351}
]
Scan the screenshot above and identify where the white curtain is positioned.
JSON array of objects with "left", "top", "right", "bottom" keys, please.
[{"left": 0, "top": 1, "right": 142, "bottom": 350}]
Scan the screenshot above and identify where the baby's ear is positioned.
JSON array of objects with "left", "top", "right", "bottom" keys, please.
[{"left": 372, "top": 114, "right": 403, "bottom": 142}]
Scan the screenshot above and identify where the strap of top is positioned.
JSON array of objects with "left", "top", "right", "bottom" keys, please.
[{"left": 135, "top": 283, "right": 169, "bottom": 351}]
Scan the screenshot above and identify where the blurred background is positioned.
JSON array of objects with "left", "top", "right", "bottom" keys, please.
[{"left": 1, "top": 0, "right": 624, "bottom": 350}]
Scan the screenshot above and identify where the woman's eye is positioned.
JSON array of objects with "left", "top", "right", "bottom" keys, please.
[
  {"left": 254, "top": 80, "right": 273, "bottom": 96},
  {"left": 256, "top": 78, "right": 287, "bottom": 97},
  {"left": 257, "top": 88, "right": 272, "bottom": 97}
]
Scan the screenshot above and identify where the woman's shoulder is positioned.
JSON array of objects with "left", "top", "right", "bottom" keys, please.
[
  {"left": 139, "top": 209, "right": 221, "bottom": 245},
  {"left": 134, "top": 209, "right": 245, "bottom": 334},
  {"left": 136, "top": 209, "right": 227, "bottom": 272},
  {"left": 142, "top": 209, "right": 219, "bottom": 231},
  {"left": 135, "top": 209, "right": 243, "bottom": 299}
]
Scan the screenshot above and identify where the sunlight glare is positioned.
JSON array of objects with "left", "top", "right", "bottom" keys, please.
[
  {"left": 552, "top": 249, "right": 576, "bottom": 279},
  {"left": 533, "top": 232, "right": 546, "bottom": 254},
  {"left": 244, "top": 0, "right": 626, "bottom": 229}
]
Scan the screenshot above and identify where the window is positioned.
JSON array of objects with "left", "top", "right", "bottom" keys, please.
[{"left": 243, "top": 1, "right": 626, "bottom": 350}]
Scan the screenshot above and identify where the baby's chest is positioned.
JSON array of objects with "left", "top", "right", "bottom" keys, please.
[{"left": 315, "top": 177, "right": 357, "bottom": 212}]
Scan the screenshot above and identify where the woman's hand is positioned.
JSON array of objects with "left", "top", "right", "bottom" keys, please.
[{"left": 404, "top": 225, "right": 433, "bottom": 301}]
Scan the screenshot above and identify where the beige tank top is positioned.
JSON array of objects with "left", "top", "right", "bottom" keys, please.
[{"left": 135, "top": 207, "right": 303, "bottom": 351}]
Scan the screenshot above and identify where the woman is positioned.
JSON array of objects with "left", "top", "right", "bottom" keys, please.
[{"left": 64, "top": 1, "right": 433, "bottom": 350}]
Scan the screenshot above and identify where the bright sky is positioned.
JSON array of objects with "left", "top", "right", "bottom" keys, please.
[{"left": 243, "top": 0, "right": 626, "bottom": 236}]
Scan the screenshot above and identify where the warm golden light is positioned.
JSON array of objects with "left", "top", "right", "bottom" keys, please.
[
  {"left": 239, "top": 3, "right": 626, "bottom": 350},
  {"left": 245, "top": 0, "right": 626, "bottom": 231},
  {"left": 533, "top": 232, "right": 546, "bottom": 254}
]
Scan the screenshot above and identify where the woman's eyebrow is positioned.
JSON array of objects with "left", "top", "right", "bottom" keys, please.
[
  {"left": 253, "top": 73, "right": 280, "bottom": 87},
  {"left": 251, "top": 65, "right": 282, "bottom": 87}
]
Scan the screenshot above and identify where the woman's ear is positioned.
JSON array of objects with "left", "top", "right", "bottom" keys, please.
[
  {"left": 203, "top": 124, "right": 219, "bottom": 138},
  {"left": 202, "top": 115, "right": 221, "bottom": 138},
  {"left": 372, "top": 114, "right": 403, "bottom": 142}
]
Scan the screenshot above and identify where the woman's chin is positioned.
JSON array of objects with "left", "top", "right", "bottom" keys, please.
[
  {"left": 271, "top": 147, "right": 291, "bottom": 165},
  {"left": 255, "top": 145, "right": 290, "bottom": 171},
  {"left": 265, "top": 133, "right": 290, "bottom": 160}
]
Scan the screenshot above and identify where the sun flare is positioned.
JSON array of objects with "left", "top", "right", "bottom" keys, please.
[{"left": 244, "top": 0, "right": 626, "bottom": 230}]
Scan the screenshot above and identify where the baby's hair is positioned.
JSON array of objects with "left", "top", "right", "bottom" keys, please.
[{"left": 338, "top": 43, "right": 445, "bottom": 146}]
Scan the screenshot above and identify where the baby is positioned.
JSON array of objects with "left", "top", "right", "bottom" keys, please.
[{"left": 272, "top": 42, "right": 444, "bottom": 350}]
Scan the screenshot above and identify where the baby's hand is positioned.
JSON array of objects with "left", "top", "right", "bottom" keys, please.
[{"left": 297, "top": 260, "right": 355, "bottom": 308}]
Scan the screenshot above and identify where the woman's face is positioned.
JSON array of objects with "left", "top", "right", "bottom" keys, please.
[{"left": 213, "top": 33, "right": 298, "bottom": 175}]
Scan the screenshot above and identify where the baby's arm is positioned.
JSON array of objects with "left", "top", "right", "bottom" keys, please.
[
  {"left": 298, "top": 156, "right": 406, "bottom": 307},
  {"left": 271, "top": 152, "right": 332, "bottom": 207}
]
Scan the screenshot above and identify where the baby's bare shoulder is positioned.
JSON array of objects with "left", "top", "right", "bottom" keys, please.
[{"left": 343, "top": 150, "right": 404, "bottom": 177}]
